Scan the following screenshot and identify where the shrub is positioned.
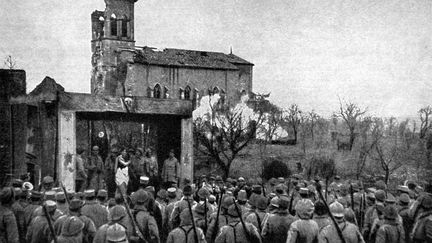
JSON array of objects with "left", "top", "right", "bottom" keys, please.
[{"left": 262, "top": 158, "right": 291, "bottom": 180}]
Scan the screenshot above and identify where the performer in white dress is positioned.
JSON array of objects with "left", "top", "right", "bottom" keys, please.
[{"left": 114, "top": 148, "right": 131, "bottom": 194}]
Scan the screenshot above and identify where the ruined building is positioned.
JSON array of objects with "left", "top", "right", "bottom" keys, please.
[{"left": 2, "top": 0, "right": 253, "bottom": 190}]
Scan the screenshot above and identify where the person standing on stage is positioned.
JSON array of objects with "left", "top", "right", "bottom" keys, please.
[
  {"left": 115, "top": 148, "right": 131, "bottom": 194},
  {"left": 162, "top": 149, "right": 179, "bottom": 188}
]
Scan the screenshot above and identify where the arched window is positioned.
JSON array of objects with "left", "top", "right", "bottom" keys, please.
[
  {"left": 179, "top": 88, "right": 184, "bottom": 99},
  {"left": 213, "top": 87, "right": 220, "bottom": 94},
  {"left": 194, "top": 89, "right": 200, "bottom": 100},
  {"left": 163, "top": 86, "right": 169, "bottom": 99},
  {"left": 184, "top": 86, "right": 191, "bottom": 100},
  {"left": 98, "top": 16, "right": 105, "bottom": 38},
  {"left": 121, "top": 15, "right": 128, "bottom": 38},
  {"left": 154, "top": 84, "right": 161, "bottom": 98},
  {"left": 147, "top": 87, "right": 153, "bottom": 98},
  {"left": 110, "top": 14, "right": 117, "bottom": 37}
]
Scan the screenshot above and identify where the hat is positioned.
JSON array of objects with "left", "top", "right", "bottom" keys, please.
[
  {"left": 252, "top": 185, "right": 262, "bottom": 194},
  {"left": 183, "top": 185, "right": 193, "bottom": 196},
  {"left": 106, "top": 223, "right": 127, "bottom": 242},
  {"left": 270, "top": 196, "right": 279, "bottom": 208},
  {"left": 84, "top": 189, "right": 95, "bottom": 198},
  {"left": 30, "top": 190, "right": 42, "bottom": 200},
  {"left": 421, "top": 195, "right": 432, "bottom": 209},
  {"left": 209, "top": 195, "right": 216, "bottom": 203},
  {"left": 299, "top": 187, "right": 309, "bottom": 196},
  {"left": 215, "top": 176, "right": 223, "bottom": 182},
  {"left": 375, "top": 190, "right": 386, "bottom": 202},
  {"left": 256, "top": 196, "right": 268, "bottom": 210},
  {"left": 398, "top": 193, "right": 410, "bottom": 205},
  {"left": 69, "top": 199, "right": 84, "bottom": 211},
  {"left": 167, "top": 187, "right": 177, "bottom": 198},
  {"left": 384, "top": 205, "right": 398, "bottom": 220},
  {"left": 269, "top": 178, "right": 277, "bottom": 186},
  {"left": 279, "top": 195, "right": 290, "bottom": 210},
  {"left": 61, "top": 216, "right": 85, "bottom": 237},
  {"left": 366, "top": 192, "right": 376, "bottom": 200},
  {"left": 157, "top": 189, "right": 167, "bottom": 200},
  {"left": 277, "top": 177, "right": 285, "bottom": 183},
  {"left": 227, "top": 204, "right": 241, "bottom": 217},
  {"left": 55, "top": 192, "right": 66, "bottom": 201},
  {"left": 11, "top": 179, "right": 24, "bottom": 188},
  {"left": 238, "top": 177, "right": 245, "bottom": 182},
  {"left": 135, "top": 189, "right": 149, "bottom": 204},
  {"left": 45, "top": 200, "right": 57, "bottom": 212},
  {"left": 375, "top": 180, "right": 387, "bottom": 190},
  {"left": 97, "top": 189, "right": 108, "bottom": 198},
  {"left": 329, "top": 201, "right": 344, "bottom": 218},
  {"left": 222, "top": 195, "right": 235, "bottom": 210},
  {"left": 140, "top": 176, "right": 149, "bottom": 183},
  {"left": 385, "top": 193, "right": 396, "bottom": 204},
  {"left": 198, "top": 188, "right": 210, "bottom": 199},
  {"left": 237, "top": 190, "right": 247, "bottom": 202},
  {"left": 43, "top": 176, "right": 54, "bottom": 184},
  {"left": 295, "top": 199, "right": 315, "bottom": 219},
  {"left": 45, "top": 191, "right": 56, "bottom": 201},
  {"left": 397, "top": 185, "right": 410, "bottom": 194},
  {"left": 109, "top": 205, "right": 127, "bottom": 221},
  {"left": 92, "top": 146, "right": 99, "bottom": 151}
]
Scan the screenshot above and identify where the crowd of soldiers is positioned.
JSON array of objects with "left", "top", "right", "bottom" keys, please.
[{"left": 1, "top": 172, "right": 432, "bottom": 243}]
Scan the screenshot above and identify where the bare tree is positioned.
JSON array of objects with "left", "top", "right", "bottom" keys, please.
[
  {"left": 4, "top": 55, "right": 16, "bottom": 69},
  {"left": 194, "top": 102, "right": 263, "bottom": 178},
  {"left": 281, "top": 104, "right": 302, "bottom": 145},
  {"left": 419, "top": 106, "right": 432, "bottom": 139},
  {"left": 336, "top": 100, "right": 367, "bottom": 150}
]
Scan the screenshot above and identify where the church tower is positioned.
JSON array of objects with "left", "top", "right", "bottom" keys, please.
[{"left": 91, "top": 0, "right": 138, "bottom": 95}]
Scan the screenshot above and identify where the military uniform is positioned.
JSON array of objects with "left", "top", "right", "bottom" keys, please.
[
  {"left": 214, "top": 218, "right": 261, "bottom": 243},
  {"left": 133, "top": 190, "right": 160, "bottom": 243},
  {"left": 81, "top": 199, "right": 108, "bottom": 229},
  {"left": 286, "top": 199, "right": 319, "bottom": 243},
  {"left": 26, "top": 202, "right": 56, "bottom": 243},
  {"left": 0, "top": 203, "right": 19, "bottom": 243},
  {"left": 261, "top": 210, "right": 295, "bottom": 243},
  {"left": 319, "top": 221, "right": 365, "bottom": 243}
]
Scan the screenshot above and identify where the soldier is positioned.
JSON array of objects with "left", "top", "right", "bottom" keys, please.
[
  {"left": 398, "top": 193, "right": 412, "bottom": 243},
  {"left": 81, "top": 189, "right": 108, "bottom": 229},
  {"left": 93, "top": 205, "right": 131, "bottom": 243},
  {"left": 261, "top": 195, "right": 295, "bottom": 243},
  {"left": 11, "top": 188, "right": 26, "bottom": 243},
  {"left": 214, "top": 203, "right": 262, "bottom": 243},
  {"left": 26, "top": 200, "right": 57, "bottom": 243},
  {"left": 75, "top": 148, "right": 87, "bottom": 193},
  {"left": 24, "top": 191, "right": 43, "bottom": 227},
  {"left": 86, "top": 146, "right": 104, "bottom": 191},
  {"left": 286, "top": 199, "right": 319, "bottom": 243},
  {"left": 106, "top": 223, "right": 129, "bottom": 243},
  {"left": 375, "top": 205, "right": 404, "bottom": 243},
  {"left": 245, "top": 195, "right": 267, "bottom": 232},
  {"left": 56, "top": 216, "right": 85, "bottom": 243},
  {"left": 363, "top": 189, "right": 386, "bottom": 239},
  {"left": 206, "top": 195, "right": 234, "bottom": 243},
  {"left": 53, "top": 198, "right": 96, "bottom": 243},
  {"left": 162, "top": 149, "right": 179, "bottom": 188},
  {"left": 318, "top": 201, "right": 365, "bottom": 243},
  {"left": 164, "top": 187, "right": 179, "bottom": 231},
  {"left": 169, "top": 185, "right": 196, "bottom": 230},
  {"left": 313, "top": 200, "right": 331, "bottom": 231},
  {"left": 133, "top": 189, "right": 160, "bottom": 242},
  {"left": 166, "top": 208, "right": 206, "bottom": 243},
  {"left": 236, "top": 190, "right": 249, "bottom": 219},
  {"left": 55, "top": 192, "right": 68, "bottom": 215},
  {"left": 410, "top": 194, "right": 432, "bottom": 243},
  {"left": 0, "top": 187, "right": 19, "bottom": 243}
]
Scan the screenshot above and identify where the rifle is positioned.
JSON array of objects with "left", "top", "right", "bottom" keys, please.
[
  {"left": 325, "top": 178, "right": 329, "bottom": 202},
  {"left": 315, "top": 182, "right": 347, "bottom": 243},
  {"left": 60, "top": 183, "right": 70, "bottom": 205},
  {"left": 288, "top": 190, "right": 295, "bottom": 215},
  {"left": 42, "top": 204, "right": 57, "bottom": 243},
  {"left": 261, "top": 180, "right": 266, "bottom": 197},
  {"left": 211, "top": 190, "right": 224, "bottom": 242},
  {"left": 204, "top": 198, "right": 208, "bottom": 233},
  {"left": 232, "top": 198, "right": 253, "bottom": 243},
  {"left": 186, "top": 196, "right": 199, "bottom": 243},
  {"left": 116, "top": 185, "right": 148, "bottom": 243},
  {"left": 350, "top": 183, "right": 355, "bottom": 212}
]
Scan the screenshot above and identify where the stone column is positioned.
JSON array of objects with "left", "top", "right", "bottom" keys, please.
[
  {"left": 180, "top": 118, "right": 193, "bottom": 183},
  {"left": 58, "top": 111, "right": 76, "bottom": 192}
]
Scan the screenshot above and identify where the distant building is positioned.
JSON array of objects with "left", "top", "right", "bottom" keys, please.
[{"left": 90, "top": 0, "right": 253, "bottom": 103}]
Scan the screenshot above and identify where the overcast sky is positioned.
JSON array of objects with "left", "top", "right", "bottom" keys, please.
[{"left": 1, "top": 0, "right": 432, "bottom": 118}]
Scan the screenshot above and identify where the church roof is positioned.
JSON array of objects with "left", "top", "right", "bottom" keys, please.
[{"left": 134, "top": 47, "right": 253, "bottom": 70}]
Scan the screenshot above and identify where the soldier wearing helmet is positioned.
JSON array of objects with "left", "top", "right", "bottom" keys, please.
[
  {"left": 318, "top": 201, "right": 365, "bottom": 243},
  {"left": 106, "top": 223, "right": 128, "bottom": 243},
  {"left": 26, "top": 200, "right": 57, "bottom": 243},
  {"left": 0, "top": 187, "right": 19, "bottom": 243},
  {"left": 206, "top": 195, "right": 235, "bottom": 243},
  {"left": 167, "top": 208, "right": 206, "bottom": 243},
  {"left": 57, "top": 216, "right": 85, "bottom": 243},
  {"left": 286, "top": 199, "right": 319, "bottom": 243},
  {"left": 133, "top": 189, "right": 159, "bottom": 242},
  {"left": 262, "top": 194, "right": 295, "bottom": 243},
  {"left": 81, "top": 189, "right": 108, "bottom": 229},
  {"left": 375, "top": 205, "right": 405, "bottom": 243}
]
